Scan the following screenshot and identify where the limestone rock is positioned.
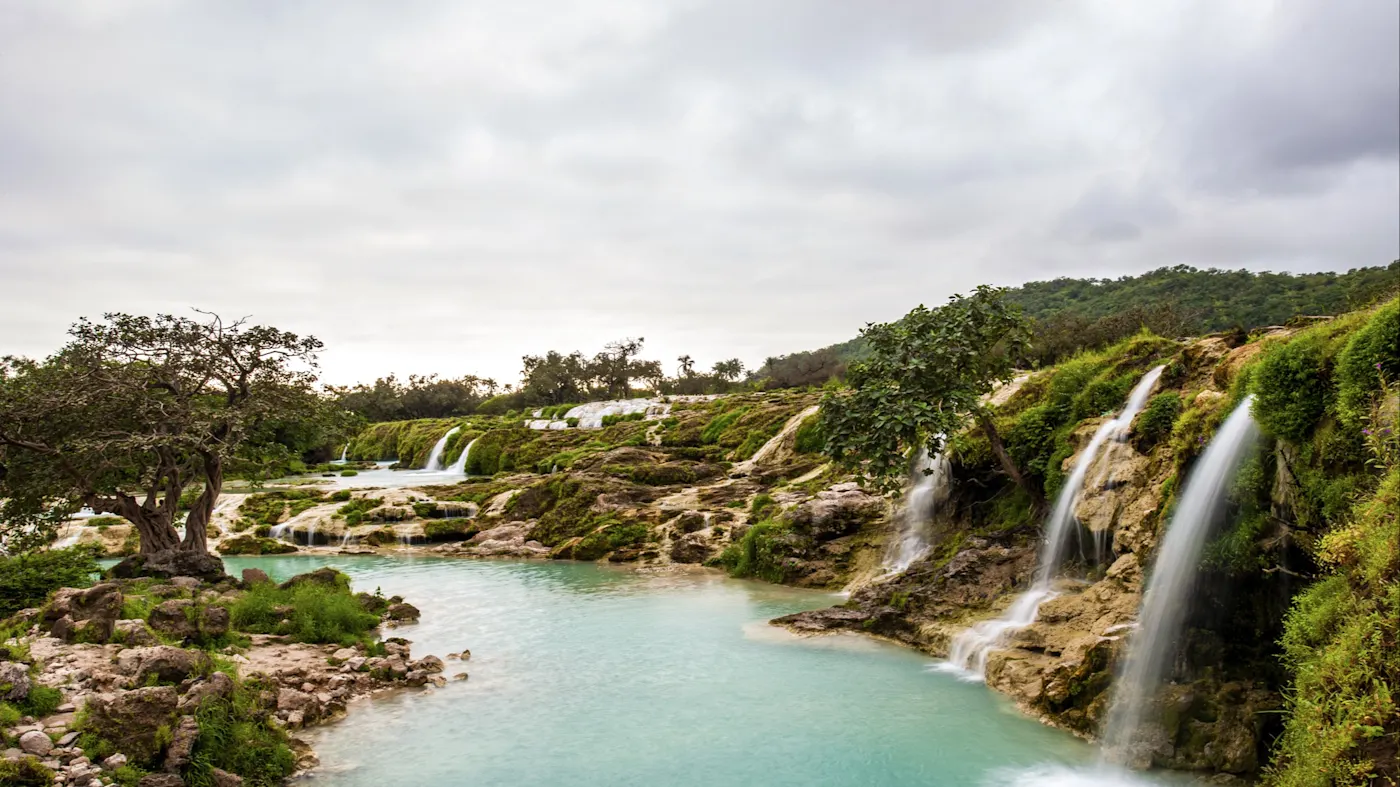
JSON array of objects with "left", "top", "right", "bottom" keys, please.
[
  {"left": 785, "top": 483, "right": 884, "bottom": 541},
  {"left": 668, "top": 532, "right": 712, "bottom": 564},
  {"left": 240, "top": 567, "right": 271, "bottom": 585},
  {"left": 102, "top": 753, "right": 128, "bottom": 770},
  {"left": 110, "top": 549, "right": 227, "bottom": 582},
  {"left": 138, "top": 774, "right": 186, "bottom": 787},
  {"left": 211, "top": 767, "right": 244, "bottom": 786},
  {"left": 177, "top": 672, "right": 235, "bottom": 713},
  {"left": 117, "top": 646, "right": 212, "bottom": 686},
  {"left": 148, "top": 600, "right": 197, "bottom": 640},
  {"left": 18, "top": 730, "right": 52, "bottom": 756},
  {"left": 162, "top": 715, "right": 200, "bottom": 773},
  {"left": 114, "top": 619, "right": 159, "bottom": 647},
  {"left": 385, "top": 603, "right": 420, "bottom": 622},
  {"left": 0, "top": 660, "right": 32, "bottom": 702},
  {"left": 83, "top": 686, "right": 179, "bottom": 764},
  {"left": 44, "top": 583, "right": 123, "bottom": 643}
]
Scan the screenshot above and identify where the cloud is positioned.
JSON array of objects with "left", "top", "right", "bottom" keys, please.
[{"left": 0, "top": 0, "right": 1395, "bottom": 384}]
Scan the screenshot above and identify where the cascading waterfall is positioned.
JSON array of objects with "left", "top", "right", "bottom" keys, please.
[
  {"left": 883, "top": 447, "right": 951, "bottom": 573},
  {"left": 448, "top": 437, "right": 478, "bottom": 475},
  {"left": 423, "top": 426, "right": 461, "bottom": 471},
  {"left": 1102, "top": 395, "right": 1259, "bottom": 762},
  {"left": 339, "top": 444, "right": 349, "bottom": 463},
  {"left": 942, "top": 365, "right": 1166, "bottom": 680}
]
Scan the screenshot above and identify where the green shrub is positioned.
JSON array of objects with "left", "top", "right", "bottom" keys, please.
[
  {"left": 717, "top": 521, "right": 795, "bottom": 583},
  {"left": 0, "top": 546, "right": 100, "bottom": 617},
  {"left": 700, "top": 407, "right": 749, "bottom": 444},
  {"left": 329, "top": 490, "right": 352, "bottom": 502},
  {"left": 17, "top": 685, "right": 63, "bottom": 718},
  {"left": 792, "top": 414, "right": 824, "bottom": 454},
  {"left": 185, "top": 675, "right": 296, "bottom": 787},
  {"left": 1252, "top": 334, "right": 1329, "bottom": 442},
  {"left": 600, "top": 412, "right": 645, "bottom": 426},
  {"left": 1132, "top": 392, "right": 1182, "bottom": 452},
  {"left": 749, "top": 493, "right": 776, "bottom": 520},
  {"left": 228, "top": 575, "right": 379, "bottom": 646},
  {"left": 336, "top": 497, "right": 383, "bottom": 527},
  {"left": 1334, "top": 298, "right": 1400, "bottom": 429},
  {"left": 0, "top": 758, "right": 54, "bottom": 786},
  {"left": 339, "top": 470, "right": 358, "bottom": 477}
]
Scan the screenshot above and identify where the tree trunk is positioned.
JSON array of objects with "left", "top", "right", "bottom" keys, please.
[
  {"left": 181, "top": 453, "right": 223, "bottom": 553},
  {"left": 974, "top": 410, "right": 1047, "bottom": 511},
  {"left": 92, "top": 495, "right": 182, "bottom": 554}
]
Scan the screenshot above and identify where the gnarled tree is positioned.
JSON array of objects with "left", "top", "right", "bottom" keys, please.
[
  {"left": 0, "top": 312, "right": 326, "bottom": 554},
  {"left": 819, "top": 286, "right": 1043, "bottom": 506}
]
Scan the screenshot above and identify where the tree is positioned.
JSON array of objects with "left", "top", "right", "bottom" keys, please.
[
  {"left": 712, "top": 358, "right": 745, "bottom": 382},
  {"left": 590, "top": 338, "right": 648, "bottom": 399},
  {"left": 677, "top": 355, "right": 696, "bottom": 378},
  {"left": 0, "top": 313, "right": 328, "bottom": 555},
  {"left": 520, "top": 350, "right": 591, "bottom": 405},
  {"left": 819, "top": 286, "right": 1041, "bottom": 504}
]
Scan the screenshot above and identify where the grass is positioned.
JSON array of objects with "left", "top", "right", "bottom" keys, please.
[
  {"left": 228, "top": 574, "right": 379, "bottom": 646},
  {"left": 185, "top": 675, "right": 297, "bottom": 787}
]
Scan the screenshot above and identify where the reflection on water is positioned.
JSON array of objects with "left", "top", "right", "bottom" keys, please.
[{"left": 219, "top": 556, "right": 1186, "bottom": 787}]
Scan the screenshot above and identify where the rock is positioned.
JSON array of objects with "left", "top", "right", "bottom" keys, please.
[
  {"left": 169, "top": 577, "right": 201, "bottom": 591},
  {"left": 147, "top": 600, "right": 197, "bottom": 640},
  {"left": 452, "top": 672, "right": 469, "bottom": 681},
  {"left": 240, "top": 567, "right": 271, "bottom": 585},
  {"left": 57, "top": 732, "right": 80, "bottom": 747},
  {"left": 668, "top": 532, "right": 712, "bottom": 564},
  {"left": 138, "top": 774, "right": 187, "bottom": 787},
  {"left": 44, "top": 583, "right": 123, "bottom": 643},
  {"left": 385, "top": 603, "right": 420, "bottom": 622},
  {"left": 278, "top": 567, "right": 346, "bottom": 591},
  {"left": 83, "top": 686, "right": 179, "bottom": 764},
  {"left": 162, "top": 715, "right": 200, "bottom": 773},
  {"left": 276, "top": 688, "right": 314, "bottom": 713},
  {"left": 117, "top": 646, "right": 212, "bottom": 685},
  {"left": 785, "top": 483, "right": 884, "bottom": 541},
  {"left": 330, "top": 648, "right": 358, "bottom": 663},
  {"left": 0, "top": 660, "right": 32, "bottom": 701},
  {"left": 18, "top": 730, "right": 53, "bottom": 756},
  {"left": 110, "top": 550, "right": 228, "bottom": 582},
  {"left": 177, "top": 672, "right": 235, "bottom": 712},
  {"left": 199, "top": 605, "right": 230, "bottom": 638},
  {"left": 413, "top": 655, "right": 444, "bottom": 674},
  {"left": 210, "top": 768, "right": 244, "bottom": 787},
  {"left": 114, "top": 619, "right": 160, "bottom": 646},
  {"left": 102, "top": 753, "right": 128, "bottom": 770}
]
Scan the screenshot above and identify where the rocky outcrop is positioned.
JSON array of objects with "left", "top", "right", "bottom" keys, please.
[
  {"left": 109, "top": 549, "right": 228, "bottom": 582},
  {"left": 44, "top": 583, "right": 123, "bottom": 644}
]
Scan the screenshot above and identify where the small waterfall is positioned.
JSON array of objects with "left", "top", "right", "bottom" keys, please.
[
  {"left": 340, "top": 530, "right": 357, "bottom": 548},
  {"left": 883, "top": 447, "right": 951, "bottom": 573},
  {"left": 423, "top": 426, "right": 461, "bottom": 471},
  {"left": 1102, "top": 396, "right": 1259, "bottom": 761},
  {"left": 339, "top": 444, "right": 349, "bottom": 463},
  {"left": 269, "top": 522, "right": 293, "bottom": 541},
  {"left": 941, "top": 366, "right": 1165, "bottom": 680},
  {"left": 447, "top": 437, "right": 478, "bottom": 475}
]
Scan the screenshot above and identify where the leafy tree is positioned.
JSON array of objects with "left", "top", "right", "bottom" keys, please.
[
  {"left": 712, "top": 358, "right": 745, "bottom": 382},
  {"left": 0, "top": 313, "right": 329, "bottom": 555},
  {"left": 331, "top": 374, "right": 498, "bottom": 422},
  {"left": 589, "top": 338, "right": 650, "bottom": 399},
  {"left": 520, "top": 350, "right": 591, "bottom": 405},
  {"left": 819, "top": 286, "right": 1040, "bottom": 503}
]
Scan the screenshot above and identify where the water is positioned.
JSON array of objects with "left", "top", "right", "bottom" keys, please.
[
  {"left": 1103, "top": 396, "right": 1259, "bottom": 760},
  {"left": 562, "top": 398, "right": 670, "bottom": 429},
  {"left": 211, "top": 555, "right": 1182, "bottom": 787},
  {"left": 447, "top": 437, "right": 478, "bottom": 475},
  {"left": 422, "top": 426, "right": 461, "bottom": 471},
  {"left": 883, "top": 446, "right": 951, "bottom": 573},
  {"left": 942, "top": 366, "right": 1165, "bottom": 679},
  {"left": 335, "top": 444, "right": 349, "bottom": 464}
]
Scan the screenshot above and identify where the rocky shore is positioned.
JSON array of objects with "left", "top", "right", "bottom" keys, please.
[{"left": 0, "top": 559, "right": 454, "bottom": 787}]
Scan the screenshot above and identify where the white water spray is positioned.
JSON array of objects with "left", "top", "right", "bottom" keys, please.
[
  {"left": 1102, "top": 396, "right": 1259, "bottom": 761},
  {"left": 448, "top": 437, "right": 478, "bottom": 475},
  {"left": 339, "top": 444, "right": 349, "bottom": 463},
  {"left": 423, "top": 426, "right": 461, "bottom": 471},
  {"left": 883, "top": 447, "right": 951, "bottom": 573},
  {"left": 942, "top": 366, "right": 1165, "bottom": 680}
]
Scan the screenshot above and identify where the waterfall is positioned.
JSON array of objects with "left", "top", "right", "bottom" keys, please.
[
  {"left": 448, "top": 437, "right": 478, "bottom": 475},
  {"left": 883, "top": 447, "right": 951, "bottom": 573},
  {"left": 423, "top": 426, "right": 461, "bottom": 471},
  {"left": 1102, "top": 395, "right": 1259, "bottom": 762},
  {"left": 339, "top": 444, "right": 349, "bottom": 463},
  {"left": 941, "top": 366, "right": 1165, "bottom": 680}
]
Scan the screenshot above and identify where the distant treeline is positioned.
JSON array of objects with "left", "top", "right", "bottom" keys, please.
[
  {"left": 753, "top": 261, "right": 1400, "bottom": 380},
  {"left": 333, "top": 339, "right": 749, "bottom": 422}
]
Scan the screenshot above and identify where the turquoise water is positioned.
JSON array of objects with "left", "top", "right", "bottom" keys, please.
[{"left": 220, "top": 556, "right": 1182, "bottom": 787}]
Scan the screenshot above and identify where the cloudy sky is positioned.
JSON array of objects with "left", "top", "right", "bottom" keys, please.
[{"left": 1, "top": 0, "right": 1396, "bottom": 385}]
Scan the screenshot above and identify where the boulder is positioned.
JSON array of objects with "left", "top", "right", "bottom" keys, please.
[
  {"left": 199, "top": 606, "right": 231, "bottom": 638},
  {"left": 114, "top": 619, "right": 160, "bottom": 646},
  {"left": 83, "top": 686, "right": 179, "bottom": 765},
  {"left": 110, "top": 550, "right": 228, "bottom": 582},
  {"left": 138, "top": 775, "right": 186, "bottom": 787},
  {"left": 211, "top": 768, "right": 244, "bottom": 787},
  {"left": 44, "top": 583, "right": 123, "bottom": 643},
  {"left": 668, "top": 532, "right": 712, "bottom": 564},
  {"left": 148, "top": 600, "right": 197, "bottom": 640},
  {"left": 784, "top": 483, "right": 884, "bottom": 541},
  {"left": 413, "top": 655, "right": 444, "bottom": 674},
  {"left": 117, "top": 646, "right": 212, "bottom": 686},
  {"left": 0, "top": 660, "right": 32, "bottom": 702},
  {"left": 240, "top": 568, "right": 271, "bottom": 586},
  {"left": 162, "top": 715, "right": 200, "bottom": 773},
  {"left": 102, "top": 753, "right": 128, "bottom": 770},
  {"left": 18, "top": 730, "right": 52, "bottom": 756},
  {"left": 178, "top": 672, "right": 235, "bottom": 712},
  {"left": 278, "top": 568, "right": 346, "bottom": 591},
  {"left": 385, "top": 603, "right": 420, "bottom": 622}
]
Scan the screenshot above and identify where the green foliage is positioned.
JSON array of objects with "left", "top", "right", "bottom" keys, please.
[
  {"left": 792, "top": 414, "right": 824, "bottom": 454},
  {"left": 0, "top": 546, "right": 100, "bottom": 617},
  {"left": 820, "top": 286, "right": 1032, "bottom": 491},
  {"left": 599, "top": 412, "right": 645, "bottom": 426},
  {"left": 749, "top": 493, "right": 776, "bottom": 520},
  {"left": 716, "top": 521, "right": 795, "bottom": 583},
  {"left": 1266, "top": 469, "right": 1399, "bottom": 786},
  {"left": 17, "top": 685, "right": 63, "bottom": 718},
  {"left": 185, "top": 675, "right": 297, "bottom": 787},
  {"left": 1133, "top": 392, "right": 1182, "bottom": 451},
  {"left": 1334, "top": 298, "right": 1400, "bottom": 429},
  {"left": 228, "top": 576, "right": 379, "bottom": 646},
  {"left": 565, "top": 520, "right": 650, "bottom": 560},
  {"left": 701, "top": 407, "right": 750, "bottom": 444},
  {"left": 0, "top": 757, "right": 54, "bottom": 786},
  {"left": 336, "top": 497, "right": 383, "bottom": 527},
  {"left": 216, "top": 536, "right": 298, "bottom": 556},
  {"left": 1252, "top": 334, "right": 1329, "bottom": 442},
  {"left": 422, "top": 519, "right": 480, "bottom": 541},
  {"left": 236, "top": 490, "right": 327, "bottom": 530}
]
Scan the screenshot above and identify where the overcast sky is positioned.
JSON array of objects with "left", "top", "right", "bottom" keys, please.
[{"left": 1, "top": 0, "right": 1396, "bottom": 385}]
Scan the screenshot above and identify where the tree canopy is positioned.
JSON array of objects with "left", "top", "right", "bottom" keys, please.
[
  {"left": 0, "top": 313, "right": 333, "bottom": 554},
  {"left": 819, "top": 286, "right": 1037, "bottom": 500}
]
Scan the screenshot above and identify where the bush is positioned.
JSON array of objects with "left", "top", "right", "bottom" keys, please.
[
  {"left": 0, "top": 546, "right": 101, "bottom": 618},
  {"left": 717, "top": 521, "right": 796, "bottom": 583},
  {"left": 0, "top": 758, "right": 54, "bottom": 786},
  {"left": 339, "top": 469, "right": 358, "bottom": 477},
  {"left": 1335, "top": 298, "right": 1400, "bottom": 429},
  {"left": 1132, "top": 392, "right": 1182, "bottom": 452},
  {"left": 185, "top": 675, "right": 297, "bottom": 787},
  {"left": 1252, "top": 334, "right": 1329, "bottom": 442},
  {"left": 18, "top": 685, "right": 63, "bottom": 718},
  {"left": 228, "top": 575, "right": 379, "bottom": 646},
  {"left": 792, "top": 414, "right": 824, "bottom": 454}
]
